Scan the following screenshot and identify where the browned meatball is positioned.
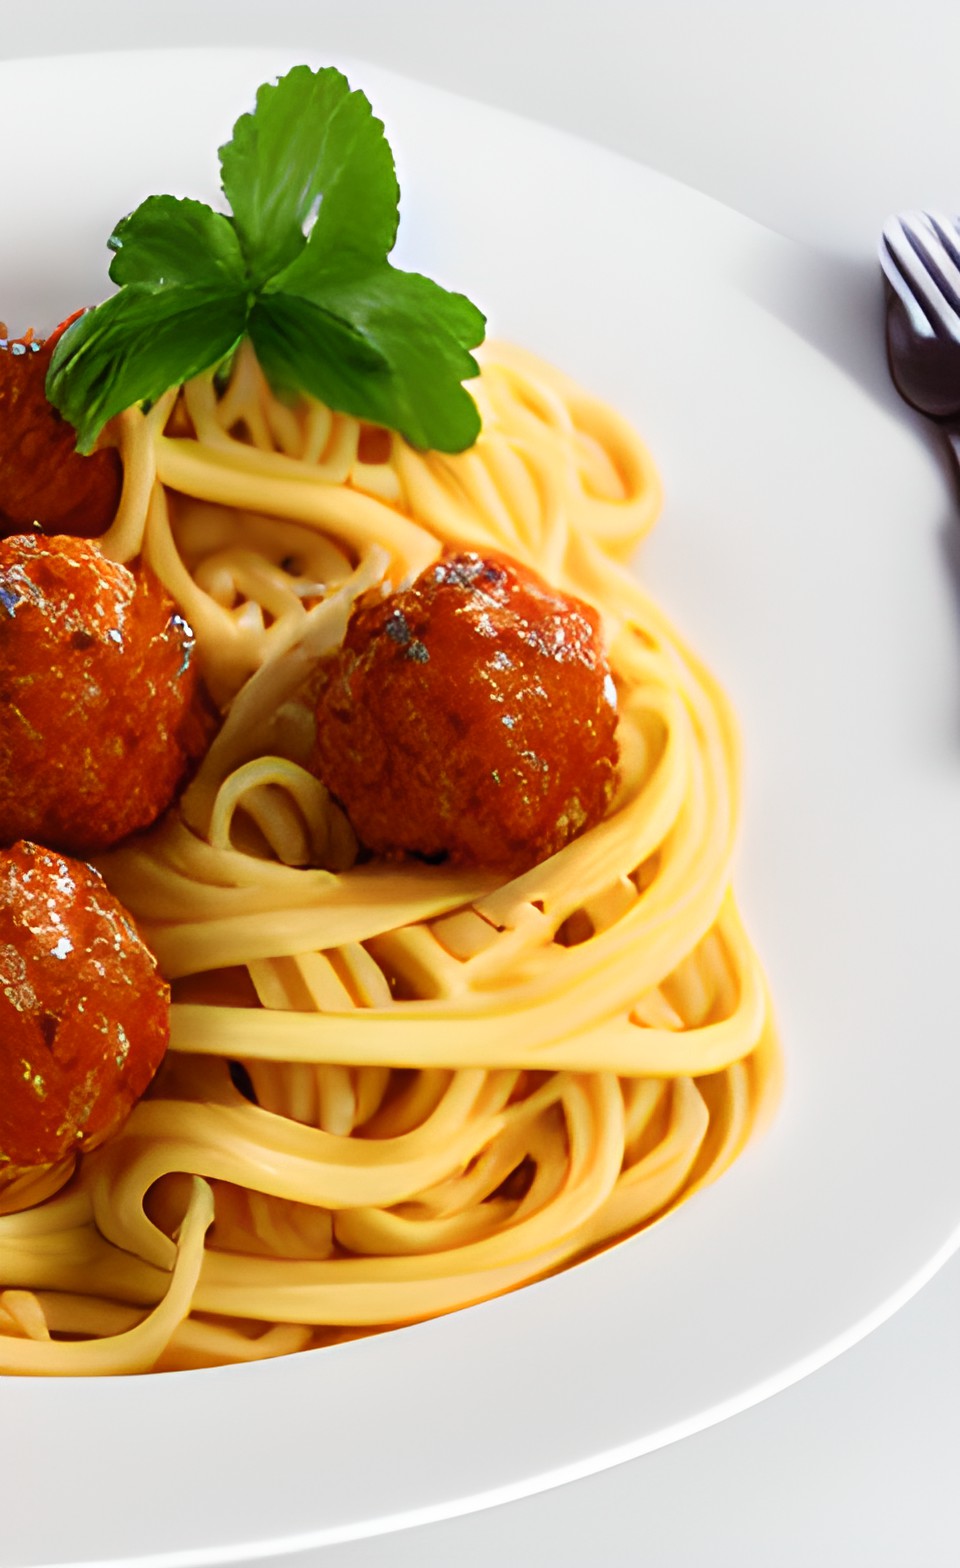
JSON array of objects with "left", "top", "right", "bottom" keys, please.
[
  {"left": 0, "top": 535, "right": 216, "bottom": 855},
  {"left": 311, "top": 551, "right": 620, "bottom": 874},
  {"left": 0, "top": 841, "right": 169, "bottom": 1177},
  {"left": 0, "top": 317, "right": 123, "bottom": 538}
]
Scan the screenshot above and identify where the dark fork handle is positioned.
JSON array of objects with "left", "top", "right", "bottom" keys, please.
[{"left": 936, "top": 424, "right": 960, "bottom": 502}]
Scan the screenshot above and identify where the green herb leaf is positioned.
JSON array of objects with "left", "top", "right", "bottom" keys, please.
[
  {"left": 108, "top": 196, "right": 246, "bottom": 289},
  {"left": 46, "top": 64, "right": 484, "bottom": 455},
  {"left": 47, "top": 285, "right": 246, "bottom": 453},
  {"left": 259, "top": 257, "right": 485, "bottom": 450},
  {"left": 248, "top": 292, "right": 388, "bottom": 398},
  {"left": 220, "top": 64, "right": 399, "bottom": 286}
]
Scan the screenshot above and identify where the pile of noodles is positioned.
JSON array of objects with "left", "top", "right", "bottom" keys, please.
[{"left": 0, "top": 341, "right": 779, "bottom": 1374}]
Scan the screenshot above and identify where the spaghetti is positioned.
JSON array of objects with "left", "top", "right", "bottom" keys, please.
[{"left": 0, "top": 341, "right": 780, "bottom": 1374}]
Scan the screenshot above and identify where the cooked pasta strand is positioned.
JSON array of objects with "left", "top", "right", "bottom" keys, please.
[{"left": 0, "top": 345, "right": 779, "bottom": 1373}]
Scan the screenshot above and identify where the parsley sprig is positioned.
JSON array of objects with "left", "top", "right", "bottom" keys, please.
[{"left": 46, "top": 66, "right": 486, "bottom": 454}]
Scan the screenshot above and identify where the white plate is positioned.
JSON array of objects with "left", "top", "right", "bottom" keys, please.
[{"left": 3, "top": 47, "right": 960, "bottom": 1568}]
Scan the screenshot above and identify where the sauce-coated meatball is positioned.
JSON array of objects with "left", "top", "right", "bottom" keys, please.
[
  {"left": 0, "top": 535, "right": 215, "bottom": 855},
  {"left": 0, "top": 319, "right": 122, "bottom": 538},
  {"left": 0, "top": 841, "right": 169, "bottom": 1178},
  {"left": 311, "top": 551, "right": 620, "bottom": 874}
]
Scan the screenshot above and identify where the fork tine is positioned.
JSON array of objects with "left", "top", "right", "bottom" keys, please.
[
  {"left": 921, "top": 212, "right": 960, "bottom": 305},
  {"left": 881, "top": 213, "right": 960, "bottom": 343},
  {"left": 926, "top": 211, "right": 960, "bottom": 264},
  {"left": 881, "top": 217, "right": 939, "bottom": 339}
]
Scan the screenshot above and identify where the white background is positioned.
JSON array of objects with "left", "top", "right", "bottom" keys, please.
[{"left": 2, "top": 4, "right": 958, "bottom": 1564}]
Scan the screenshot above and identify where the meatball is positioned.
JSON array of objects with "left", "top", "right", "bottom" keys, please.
[
  {"left": 311, "top": 551, "right": 620, "bottom": 874},
  {"left": 0, "top": 535, "right": 215, "bottom": 855},
  {"left": 0, "top": 318, "right": 123, "bottom": 538},
  {"left": 0, "top": 841, "right": 168, "bottom": 1176}
]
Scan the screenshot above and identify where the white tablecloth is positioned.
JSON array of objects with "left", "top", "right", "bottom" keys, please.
[{"left": 3, "top": 4, "right": 958, "bottom": 1562}]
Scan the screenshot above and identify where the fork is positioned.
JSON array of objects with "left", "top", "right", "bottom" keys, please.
[{"left": 880, "top": 211, "right": 960, "bottom": 470}]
